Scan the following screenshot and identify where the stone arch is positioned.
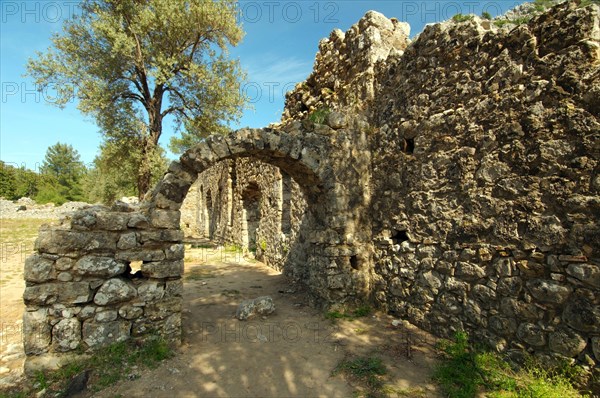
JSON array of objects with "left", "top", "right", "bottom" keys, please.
[{"left": 22, "top": 123, "right": 374, "bottom": 374}]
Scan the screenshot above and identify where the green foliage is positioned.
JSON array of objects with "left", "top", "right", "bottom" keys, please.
[
  {"left": 258, "top": 239, "right": 267, "bottom": 251},
  {"left": 325, "top": 305, "right": 372, "bottom": 321},
  {"left": 534, "top": 0, "right": 559, "bottom": 11},
  {"left": 34, "top": 143, "right": 86, "bottom": 204},
  {"left": 308, "top": 107, "right": 331, "bottom": 124},
  {"left": 25, "top": 337, "right": 173, "bottom": 396},
  {"left": 83, "top": 139, "right": 167, "bottom": 204},
  {"left": 434, "top": 332, "right": 588, "bottom": 398},
  {"left": 333, "top": 355, "right": 387, "bottom": 396},
  {"left": 0, "top": 161, "right": 40, "bottom": 200},
  {"left": 452, "top": 14, "right": 475, "bottom": 22},
  {"left": 482, "top": 11, "right": 492, "bottom": 20},
  {"left": 0, "top": 162, "right": 16, "bottom": 199},
  {"left": 27, "top": 0, "right": 248, "bottom": 196}
]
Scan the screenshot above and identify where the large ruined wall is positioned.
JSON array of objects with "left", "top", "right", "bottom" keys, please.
[{"left": 285, "top": 1, "right": 600, "bottom": 369}]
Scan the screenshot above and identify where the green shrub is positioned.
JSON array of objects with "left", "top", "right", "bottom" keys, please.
[
  {"left": 452, "top": 13, "right": 474, "bottom": 22},
  {"left": 434, "top": 332, "right": 589, "bottom": 398},
  {"left": 308, "top": 107, "right": 331, "bottom": 124},
  {"left": 333, "top": 355, "right": 387, "bottom": 394}
]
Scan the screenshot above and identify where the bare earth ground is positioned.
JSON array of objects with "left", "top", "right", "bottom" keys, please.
[{"left": 1, "top": 218, "right": 442, "bottom": 397}]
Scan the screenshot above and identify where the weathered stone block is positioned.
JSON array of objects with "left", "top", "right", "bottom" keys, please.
[
  {"left": 488, "top": 316, "right": 517, "bottom": 335},
  {"left": 493, "top": 258, "right": 514, "bottom": 277},
  {"left": 57, "top": 272, "right": 73, "bottom": 282},
  {"left": 95, "top": 212, "right": 130, "bottom": 231},
  {"left": 526, "top": 279, "right": 572, "bottom": 304},
  {"left": 144, "top": 297, "right": 182, "bottom": 321},
  {"left": 137, "top": 281, "right": 165, "bottom": 302},
  {"left": 35, "top": 230, "right": 117, "bottom": 254},
  {"left": 235, "top": 296, "right": 276, "bottom": 320},
  {"left": 24, "top": 282, "right": 92, "bottom": 305},
  {"left": 165, "top": 279, "right": 183, "bottom": 297},
  {"left": 164, "top": 244, "right": 185, "bottom": 260},
  {"left": 23, "top": 309, "right": 51, "bottom": 354},
  {"left": 55, "top": 257, "right": 74, "bottom": 271},
  {"left": 118, "top": 305, "right": 144, "bottom": 320},
  {"left": 94, "top": 278, "right": 137, "bottom": 306},
  {"left": 162, "top": 313, "right": 182, "bottom": 340},
  {"left": 548, "top": 327, "right": 587, "bottom": 357},
  {"left": 127, "top": 213, "right": 149, "bottom": 229},
  {"left": 24, "top": 254, "right": 55, "bottom": 282},
  {"left": 78, "top": 306, "right": 96, "bottom": 320},
  {"left": 420, "top": 271, "right": 442, "bottom": 291},
  {"left": 497, "top": 277, "right": 523, "bottom": 297},
  {"left": 95, "top": 310, "right": 118, "bottom": 322},
  {"left": 116, "top": 249, "right": 165, "bottom": 262},
  {"left": 52, "top": 318, "right": 81, "bottom": 352},
  {"left": 138, "top": 229, "right": 183, "bottom": 243},
  {"left": 566, "top": 263, "right": 600, "bottom": 288},
  {"left": 117, "top": 232, "right": 139, "bottom": 250},
  {"left": 141, "top": 260, "right": 183, "bottom": 278},
  {"left": 592, "top": 337, "right": 600, "bottom": 362},
  {"left": 516, "top": 260, "right": 545, "bottom": 277},
  {"left": 563, "top": 296, "right": 600, "bottom": 332},
  {"left": 472, "top": 284, "right": 496, "bottom": 305},
  {"left": 82, "top": 320, "right": 131, "bottom": 348},
  {"left": 149, "top": 209, "right": 181, "bottom": 229},
  {"left": 75, "top": 256, "right": 126, "bottom": 277},
  {"left": 500, "top": 298, "right": 539, "bottom": 321},
  {"left": 456, "top": 262, "right": 486, "bottom": 281},
  {"left": 517, "top": 323, "right": 546, "bottom": 346}
]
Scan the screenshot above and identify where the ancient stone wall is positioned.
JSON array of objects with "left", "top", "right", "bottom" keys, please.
[
  {"left": 22, "top": 0, "right": 600, "bottom": 380},
  {"left": 23, "top": 204, "right": 184, "bottom": 373},
  {"left": 283, "top": 1, "right": 600, "bottom": 371}
]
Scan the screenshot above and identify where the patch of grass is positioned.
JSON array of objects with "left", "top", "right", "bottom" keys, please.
[
  {"left": 258, "top": 239, "right": 267, "bottom": 251},
  {"left": 221, "top": 289, "right": 240, "bottom": 297},
  {"left": 493, "top": 19, "right": 512, "bottom": 28},
  {"left": 333, "top": 355, "right": 387, "bottom": 396},
  {"left": 22, "top": 337, "right": 173, "bottom": 396},
  {"left": 452, "top": 13, "right": 474, "bottom": 22},
  {"left": 481, "top": 11, "right": 492, "bottom": 19},
  {"left": 433, "top": 331, "right": 588, "bottom": 398},
  {"left": 0, "top": 218, "right": 54, "bottom": 243},
  {"left": 308, "top": 106, "right": 331, "bottom": 124},
  {"left": 223, "top": 244, "right": 242, "bottom": 253},
  {"left": 325, "top": 305, "right": 372, "bottom": 322}
]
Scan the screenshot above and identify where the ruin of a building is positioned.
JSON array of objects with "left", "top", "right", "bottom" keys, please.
[{"left": 22, "top": 1, "right": 600, "bottom": 382}]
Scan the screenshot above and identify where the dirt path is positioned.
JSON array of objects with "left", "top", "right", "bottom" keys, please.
[
  {"left": 0, "top": 224, "right": 442, "bottom": 397},
  {"left": 97, "top": 248, "right": 441, "bottom": 398}
]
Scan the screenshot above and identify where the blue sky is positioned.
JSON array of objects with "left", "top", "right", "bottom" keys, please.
[{"left": 0, "top": 0, "right": 525, "bottom": 171}]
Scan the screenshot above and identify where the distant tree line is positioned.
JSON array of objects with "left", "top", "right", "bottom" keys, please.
[{"left": 0, "top": 142, "right": 167, "bottom": 205}]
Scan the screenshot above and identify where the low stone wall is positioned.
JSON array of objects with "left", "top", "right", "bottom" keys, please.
[{"left": 23, "top": 204, "right": 184, "bottom": 373}]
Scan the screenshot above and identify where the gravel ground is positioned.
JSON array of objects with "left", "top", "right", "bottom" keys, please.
[{"left": 0, "top": 198, "right": 93, "bottom": 220}]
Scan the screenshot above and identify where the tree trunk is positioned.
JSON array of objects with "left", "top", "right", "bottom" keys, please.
[
  {"left": 137, "top": 103, "right": 163, "bottom": 199},
  {"left": 137, "top": 144, "right": 153, "bottom": 200}
]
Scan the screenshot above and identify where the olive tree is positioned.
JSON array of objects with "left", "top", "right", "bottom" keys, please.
[{"left": 27, "top": 0, "right": 246, "bottom": 197}]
